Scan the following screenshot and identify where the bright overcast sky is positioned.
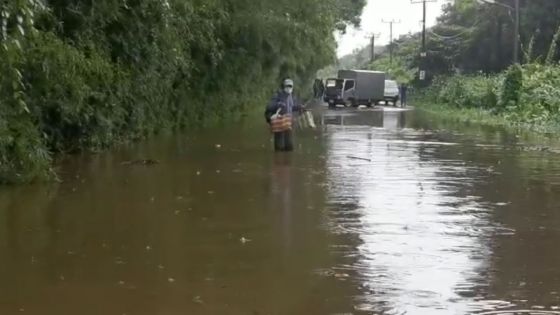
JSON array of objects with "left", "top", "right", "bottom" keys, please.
[{"left": 337, "top": 0, "right": 450, "bottom": 57}]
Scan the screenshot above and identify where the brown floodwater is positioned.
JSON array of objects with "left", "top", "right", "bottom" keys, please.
[{"left": 1, "top": 106, "right": 560, "bottom": 315}]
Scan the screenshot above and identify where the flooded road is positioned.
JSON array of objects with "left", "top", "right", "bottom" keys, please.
[{"left": 1, "top": 106, "right": 560, "bottom": 314}]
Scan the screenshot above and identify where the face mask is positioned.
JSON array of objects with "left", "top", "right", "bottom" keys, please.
[{"left": 284, "top": 87, "right": 293, "bottom": 94}]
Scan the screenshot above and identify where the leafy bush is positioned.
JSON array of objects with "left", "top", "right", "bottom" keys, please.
[
  {"left": 498, "top": 64, "right": 523, "bottom": 111},
  {"left": 506, "top": 64, "right": 560, "bottom": 124},
  {"left": 422, "top": 63, "right": 560, "bottom": 128},
  {"left": 433, "top": 75, "right": 499, "bottom": 109},
  {"left": 0, "top": 0, "right": 366, "bottom": 184}
]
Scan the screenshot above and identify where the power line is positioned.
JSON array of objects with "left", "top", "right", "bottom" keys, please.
[{"left": 428, "top": 18, "right": 481, "bottom": 40}]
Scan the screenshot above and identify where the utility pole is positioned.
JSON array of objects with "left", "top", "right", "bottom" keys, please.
[
  {"left": 477, "top": 0, "right": 520, "bottom": 64},
  {"left": 423, "top": 0, "right": 426, "bottom": 51},
  {"left": 382, "top": 19, "right": 400, "bottom": 65},
  {"left": 412, "top": 0, "right": 436, "bottom": 80},
  {"left": 371, "top": 35, "right": 375, "bottom": 63},
  {"left": 366, "top": 33, "right": 381, "bottom": 63},
  {"left": 514, "top": 0, "right": 520, "bottom": 63}
]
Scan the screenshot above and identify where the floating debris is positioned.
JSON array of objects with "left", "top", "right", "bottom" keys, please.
[
  {"left": 240, "top": 237, "right": 252, "bottom": 244},
  {"left": 168, "top": 278, "right": 175, "bottom": 283},
  {"left": 334, "top": 273, "right": 350, "bottom": 279},
  {"left": 347, "top": 155, "right": 372, "bottom": 162},
  {"left": 121, "top": 159, "right": 160, "bottom": 166},
  {"left": 192, "top": 296, "right": 204, "bottom": 304}
]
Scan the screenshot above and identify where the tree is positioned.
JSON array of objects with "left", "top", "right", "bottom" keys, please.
[{"left": 0, "top": 0, "right": 367, "bottom": 183}]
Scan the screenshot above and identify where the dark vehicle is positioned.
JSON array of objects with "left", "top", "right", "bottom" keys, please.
[
  {"left": 324, "top": 78, "right": 345, "bottom": 107},
  {"left": 324, "top": 70, "right": 385, "bottom": 109}
]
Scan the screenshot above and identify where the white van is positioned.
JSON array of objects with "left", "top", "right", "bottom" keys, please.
[{"left": 384, "top": 80, "right": 400, "bottom": 105}]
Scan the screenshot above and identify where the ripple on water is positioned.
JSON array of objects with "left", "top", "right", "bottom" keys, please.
[{"left": 323, "top": 123, "right": 534, "bottom": 314}]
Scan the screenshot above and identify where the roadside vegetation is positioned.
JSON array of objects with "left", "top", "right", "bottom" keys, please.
[
  {"left": 337, "top": 0, "right": 560, "bottom": 132},
  {"left": 0, "top": 0, "right": 365, "bottom": 184},
  {"left": 417, "top": 63, "right": 560, "bottom": 133}
]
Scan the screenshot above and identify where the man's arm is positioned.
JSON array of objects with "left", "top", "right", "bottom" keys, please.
[
  {"left": 293, "top": 95, "right": 306, "bottom": 112},
  {"left": 264, "top": 93, "right": 282, "bottom": 122}
]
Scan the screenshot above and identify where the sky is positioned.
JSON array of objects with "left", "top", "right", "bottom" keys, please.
[{"left": 337, "top": 0, "right": 450, "bottom": 57}]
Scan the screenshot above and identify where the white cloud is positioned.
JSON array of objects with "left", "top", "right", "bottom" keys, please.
[{"left": 337, "top": 0, "right": 450, "bottom": 57}]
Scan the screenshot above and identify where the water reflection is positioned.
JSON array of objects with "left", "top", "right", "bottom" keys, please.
[
  {"left": 1, "top": 107, "right": 560, "bottom": 314},
  {"left": 323, "top": 108, "right": 504, "bottom": 314},
  {"left": 269, "top": 154, "right": 295, "bottom": 259},
  {"left": 0, "top": 124, "right": 360, "bottom": 314},
  {"left": 320, "top": 107, "right": 408, "bottom": 129}
]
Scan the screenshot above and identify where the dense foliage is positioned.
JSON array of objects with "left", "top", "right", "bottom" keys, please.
[
  {"left": 332, "top": 0, "right": 560, "bottom": 130},
  {"left": 0, "top": 0, "right": 365, "bottom": 183},
  {"left": 420, "top": 63, "right": 560, "bottom": 128},
  {"left": 339, "top": 0, "right": 560, "bottom": 78}
]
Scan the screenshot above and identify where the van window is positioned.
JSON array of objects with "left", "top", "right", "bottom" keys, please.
[
  {"left": 344, "top": 80, "right": 355, "bottom": 91},
  {"left": 386, "top": 80, "right": 398, "bottom": 88},
  {"left": 327, "top": 79, "right": 344, "bottom": 89}
]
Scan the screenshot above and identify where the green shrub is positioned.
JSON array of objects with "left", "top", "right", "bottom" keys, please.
[
  {"left": 434, "top": 75, "right": 499, "bottom": 109},
  {"left": 507, "top": 63, "right": 560, "bottom": 124},
  {"left": 422, "top": 63, "right": 560, "bottom": 128},
  {"left": 0, "top": 0, "right": 366, "bottom": 184},
  {"left": 498, "top": 64, "right": 523, "bottom": 111}
]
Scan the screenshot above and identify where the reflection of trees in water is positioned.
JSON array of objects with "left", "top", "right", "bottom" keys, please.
[
  {"left": 414, "top": 127, "right": 560, "bottom": 310},
  {"left": 441, "top": 143, "right": 560, "bottom": 308},
  {"left": 0, "top": 183, "right": 60, "bottom": 305},
  {"left": 319, "top": 110, "right": 410, "bottom": 129},
  {"left": 269, "top": 154, "right": 296, "bottom": 256},
  {"left": 264, "top": 134, "right": 366, "bottom": 314}
]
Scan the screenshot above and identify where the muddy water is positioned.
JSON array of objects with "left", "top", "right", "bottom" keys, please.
[{"left": 1, "top": 107, "right": 560, "bottom": 315}]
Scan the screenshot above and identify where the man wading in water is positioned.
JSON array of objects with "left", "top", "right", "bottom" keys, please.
[{"left": 265, "top": 78, "right": 304, "bottom": 152}]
